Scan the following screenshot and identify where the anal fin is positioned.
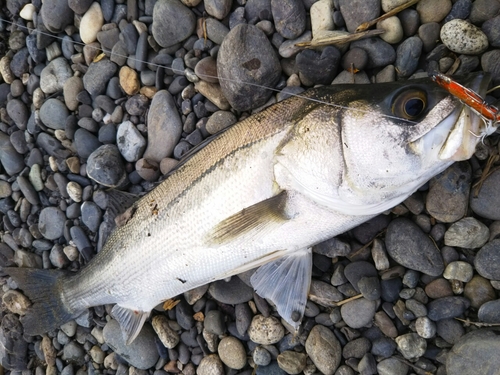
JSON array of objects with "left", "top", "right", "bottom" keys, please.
[
  {"left": 250, "top": 248, "right": 312, "bottom": 331},
  {"left": 111, "top": 305, "right": 149, "bottom": 345},
  {"left": 208, "top": 191, "right": 295, "bottom": 245}
]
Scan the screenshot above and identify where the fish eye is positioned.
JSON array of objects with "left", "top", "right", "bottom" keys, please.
[{"left": 392, "top": 89, "right": 427, "bottom": 121}]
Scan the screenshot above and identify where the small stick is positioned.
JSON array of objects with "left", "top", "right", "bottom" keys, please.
[
  {"left": 356, "top": 0, "right": 421, "bottom": 32},
  {"left": 295, "top": 29, "right": 384, "bottom": 48},
  {"left": 333, "top": 294, "right": 363, "bottom": 307},
  {"left": 455, "top": 317, "right": 500, "bottom": 327}
]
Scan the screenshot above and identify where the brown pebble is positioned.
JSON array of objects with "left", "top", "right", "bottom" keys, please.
[
  {"left": 2, "top": 290, "right": 31, "bottom": 315},
  {"left": 374, "top": 311, "right": 398, "bottom": 338},
  {"left": 424, "top": 278, "right": 453, "bottom": 299},
  {"left": 119, "top": 66, "right": 140, "bottom": 95},
  {"left": 464, "top": 275, "right": 496, "bottom": 309}
]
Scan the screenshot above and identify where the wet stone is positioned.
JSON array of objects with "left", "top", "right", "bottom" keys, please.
[
  {"left": 470, "top": 168, "right": 500, "bottom": 220},
  {"left": 87, "top": 145, "right": 127, "bottom": 188},
  {"left": 339, "top": 0, "right": 380, "bottom": 33},
  {"left": 350, "top": 38, "right": 396, "bottom": 69},
  {"left": 83, "top": 59, "right": 118, "bottom": 97},
  {"left": 395, "top": 36, "right": 422, "bottom": 78}
]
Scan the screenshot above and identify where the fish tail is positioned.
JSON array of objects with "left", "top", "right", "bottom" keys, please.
[{"left": 4, "top": 267, "right": 81, "bottom": 336}]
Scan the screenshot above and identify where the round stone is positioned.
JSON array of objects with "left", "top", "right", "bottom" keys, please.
[
  {"left": 80, "top": 2, "right": 104, "bottom": 44},
  {"left": 197, "top": 354, "right": 224, "bottom": 375},
  {"left": 116, "top": 121, "right": 146, "bottom": 162},
  {"left": 248, "top": 315, "right": 285, "bottom": 345},
  {"left": 305, "top": 325, "right": 341, "bottom": 375},
  {"left": 340, "top": 298, "right": 377, "bottom": 329},
  {"left": 218, "top": 337, "right": 247, "bottom": 369},
  {"left": 444, "top": 217, "right": 489, "bottom": 248},
  {"left": 464, "top": 275, "right": 496, "bottom": 309},
  {"left": 474, "top": 239, "right": 500, "bottom": 280},
  {"left": 38, "top": 207, "right": 66, "bottom": 240},
  {"left": 395, "top": 333, "right": 427, "bottom": 360},
  {"left": 416, "top": 0, "right": 451, "bottom": 23},
  {"left": 87, "top": 145, "right": 127, "bottom": 188},
  {"left": 443, "top": 261, "right": 474, "bottom": 282},
  {"left": 377, "top": 16, "right": 403, "bottom": 44},
  {"left": 152, "top": 0, "right": 196, "bottom": 48},
  {"left": 276, "top": 351, "right": 307, "bottom": 375},
  {"left": 441, "top": 19, "right": 489, "bottom": 55}
]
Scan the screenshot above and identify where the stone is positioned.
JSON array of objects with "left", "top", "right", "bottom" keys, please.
[
  {"left": 197, "top": 355, "right": 224, "bottom": 375},
  {"left": 40, "top": 0, "right": 74, "bottom": 32},
  {"left": 350, "top": 38, "right": 396, "bottom": 69},
  {"left": 340, "top": 298, "right": 377, "bottom": 329},
  {"left": 305, "top": 325, "right": 341, "bottom": 375},
  {"left": 38, "top": 207, "right": 66, "bottom": 240},
  {"left": 464, "top": 275, "right": 496, "bottom": 309},
  {"left": 143, "top": 90, "right": 182, "bottom": 162},
  {"left": 218, "top": 337, "right": 247, "bottom": 369},
  {"left": 339, "top": 0, "right": 380, "bottom": 33},
  {"left": 152, "top": 315, "right": 180, "bottom": 349},
  {"left": 296, "top": 47, "right": 341, "bottom": 85},
  {"left": 416, "top": 0, "right": 451, "bottom": 23},
  {"left": 482, "top": 16, "right": 500, "bottom": 48},
  {"left": 83, "top": 59, "right": 118, "bottom": 97},
  {"left": 63, "top": 76, "right": 84, "bottom": 111},
  {"left": 427, "top": 296, "right": 470, "bottom": 321},
  {"left": 248, "top": 315, "right": 284, "bottom": 345},
  {"left": 395, "top": 333, "right": 427, "bottom": 360},
  {"left": 470, "top": 168, "right": 500, "bottom": 220},
  {"left": 377, "top": 16, "right": 403, "bottom": 44},
  {"left": 443, "top": 261, "right": 474, "bottom": 282},
  {"left": 119, "top": 66, "right": 140, "bottom": 96},
  {"left": 276, "top": 351, "right": 307, "bottom": 375},
  {"left": 474, "top": 239, "right": 500, "bottom": 280},
  {"left": 217, "top": 24, "right": 281, "bottom": 111},
  {"left": 80, "top": 2, "right": 104, "bottom": 44},
  {"left": 271, "top": 0, "right": 306, "bottom": 39},
  {"left": 395, "top": 36, "right": 422, "bottom": 78},
  {"left": 152, "top": 0, "right": 196, "bottom": 48},
  {"left": 40, "top": 57, "right": 73, "bottom": 94},
  {"left": 87, "top": 145, "right": 127, "bottom": 187},
  {"left": 205, "top": 0, "right": 232, "bottom": 19},
  {"left": 116, "top": 121, "right": 146, "bottom": 162},
  {"left": 40, "top": 98, "right": 69, "bottom": 130},
  {"left": 444, "top": 217, "right": 489, "bottom": 248},
  {"left": 441, "top": 19, "right": 489, "bottom": 55}
]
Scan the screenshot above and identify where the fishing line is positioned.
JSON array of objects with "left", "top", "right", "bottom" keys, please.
[{"left": 3, "top": 16, "right": 416, "bottom": 123}]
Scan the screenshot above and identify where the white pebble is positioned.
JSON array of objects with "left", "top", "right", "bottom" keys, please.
[
  {"left": 377, "top": 16, "right": 403, "bottom": 44},
  {"left": 80, "top": 2, "right": 104, "bottom": 44},
  {"left": 440, "top": 19, "right": 488, "bottom": 55},
  {"left": 415, "top": 317, "right": 436, "bottom": 339},
  {"left": 443, "top": 261, "right": 474, "bottom": 282},
  {"left": 310, "top": 0, "right": 334, "bottom": 38},
  {"left": 20, "top": 4, "right": 36, "bottom": 20},
  {"left": 66, "top": 181, "right": 82, "bottom": 202}
]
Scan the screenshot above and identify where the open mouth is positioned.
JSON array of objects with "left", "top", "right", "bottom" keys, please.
[{"left": 438, "top": 73, "right": 494, "bottom": 161}]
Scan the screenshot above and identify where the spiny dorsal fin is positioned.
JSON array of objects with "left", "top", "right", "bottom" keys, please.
[
  {"left": 110, "top": 305, "right": 149, "bottom": 345},
  {"left": 250, "top": 248, "right": 312, "bottom": 331},
  {"left": 207, "top": 191, "right": 293, "bottom": 245}
]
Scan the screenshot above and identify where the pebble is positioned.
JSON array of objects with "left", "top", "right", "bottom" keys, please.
[
  {"left": 217, "top": 24, "right": 281, "bottom": 111},
  {"left": 424, "top": 278, "right": 453, "bottom": 299},
  {"left": 340, "top": 298, "right": 377, "bottom": 329},
  {"left": 6, "top": 99, "right": 29, "bottom": 130},
  {"left": 87, "top": 144, "right": 127, "bottom": 187},
  {"left": 377, "top": 357, "right": 409, "bottom": 375},
  {"left": 415, "top": 317, "right": 436, "bottom": 339},
  {"left": 197, "top": 354, "right": 224, "bottom": 375},
  {"left": 103, "top": 319, "right": 159, "bottom": 370},
  {"left": 339, "top": 0, "right": 380, "bottom": 33},
  {"left": 74, "top": 128, "right": 102, "bottom": 159},
  {"left": 208, "top": 277, "right": 254, "bottom": 304},
  {"left": 416, "top": 0, "right": 451, "bottom": 23},
  {"left": 342, "top": 337, "right": 371, "bottom": 359},
  {"left": 377, "top": 16, "right": 403, "bottom": 44},
  {"left": 427, "top": 296, "right": 470, "bottom": 321},
  {"left": 444, "top": 217, "right": 489, "bottom": 249},
  {"left": 441, "top": 19, "right": 489, "bottom": 55},
  {"left": 40, "top": 0, "right": 74, "bottom": 33},
  {"left": 446, "top": 330, "right": 500, "bottom": 375},
  {"left": 152, "top": 0, "right": 196, "bottom": 48},
  {"left": 296, "top": 47, "right": 341, "bottom": 85},
  {"left": 218, "top": 337, "right": 247, "bottom": 369},
  {"left": 395, "top": 333, "right": 427, "bottom": 360},
  {"left": 143, "top": 90, "right": 182, "bottom": 162},
  {"left": 62, "top": 341, "right": 85, "bottom": 365},
  {"left": 464, "top": 275, "right": 495, "bottom": 309},
  {"left": 426, "top": 162, "right": 471, "bottom": 222},
  {"left": 445, "top": 0, "right": 472, "bottom": 22},
  {"left": 482, "top": 16, "right": 500, "bottom": 48},
  {"left": 204, "top": 310, "right": 226, "bottom": 335},
  {"left": 253, "top": 346, "right": 272, "bottom": 366},
  {"left": 83, "top": 59, "right": 118, "bottom": 97},
  {"left": 276, "top": 351, "right": 307, "bottom": 374},
  {"left": 305, "top": 325, "right": 341, "bottom": 375},
  {"left": 395, "top": 36, "right": 422, "bottom": 78},
  {"left": 474, "top": 239, "right": 500, "bottom": 280},
  {"left": 38, "top": 207, "right": 66, "bottom": 240},
  {"left": 80, "top": 2, "right": 104, "bottom": 44},
  {"left": 119, "top": 66, "right": 140, "bottom": 95},
  {"left": 40, "top": 98, "right": 69, "bottom": 130},
  {"left": 443, "top": 261, "right": 474, "bottom": 282},
  {"left": 470, "top": 168, "right": 500, "bottom": 220},
  {"left": 470, "top": 0, "right": 500, "bottom": 24},
  {"left": 116, "top": 121, "right": 146, "bottom": 162},
  {"left": 80, "top": 201, "right": 102, "bottom": 232},
  {"left": 248, "top": 315, "right": 284, "bottom": 345},
  {"left": 271, "top": 0, "right": 306, "bottom": 39},
  {"left": 40, "top": 57, "right": 73, "bottom": 94},
  {"left": 152, "top": 315, "right": 180, "bottom": 349},
  {"left": 2, "top": 290, "right": 31, "bottom": 315},
  {"left": 385, "top": 218, "right": 444, "bottom": 276},
  {"left": 350, "top": 38, "right": 396, "bottom": 69},
  {"left": 205, "top": 111, "right": 237, "bottom": 135},
  {"left": 310, "top": 0, "right": 334, "bottom": 37}
]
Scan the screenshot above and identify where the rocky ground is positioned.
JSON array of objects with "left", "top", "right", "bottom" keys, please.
[{"left": 1, "top": 0, "right": 500, "bottom": 374}]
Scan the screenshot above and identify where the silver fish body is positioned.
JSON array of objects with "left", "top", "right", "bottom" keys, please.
[{"left": 7, "top": 73, "right": 494, "bottom": 343}]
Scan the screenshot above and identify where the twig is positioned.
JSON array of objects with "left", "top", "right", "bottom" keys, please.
[
  {"left": 472, "top": 153, "right": 500, "bottom": 197},
  {"left": 295, "top": 29, "right": 384, "bottom": 48},
  {"left": 355, "top": 0, "right": 421, "bottom": 32},
  {"left": 455, "top": 317, "right": 500, "bottom": 327},
  {"left": 334, "top": 294, "right": 363, "bottom": 307}
]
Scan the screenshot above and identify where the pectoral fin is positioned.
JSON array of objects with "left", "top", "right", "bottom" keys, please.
[
  {"left": 208, "top": 191, "right": 296, "bottom": 245},
  {"left": 111, "top": 305, "right": 150, "bottom": 345},
  {"left": 250, "top": 248, "right": 312, "bottom": 331}
]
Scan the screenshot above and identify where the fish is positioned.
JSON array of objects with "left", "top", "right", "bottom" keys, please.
[{"left": 5, "top": 72, "right": 495, "bottom": 345}]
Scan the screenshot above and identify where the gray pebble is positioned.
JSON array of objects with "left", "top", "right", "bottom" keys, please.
[
  {"left": 217, "top": 24, "right": 281, "bottom": 111},
  {"left": 276, "top": 351, "right": 306, "bottom": 374},
  {"left": 427, "top": 296, "right": 470, "bottom": 321},
  {"left": 74, "top": 129, "right": 102, "bottom": 159},
  {"left": 205, "top": 18, "right": 229, "bottom": 45},
  {"left": 116, "top": 121, "right": 146, "bottom": 162},
  {"left": 371, "top": 336, "right": 396, "bottom": 358},
  {"left": 342, "top": 337, "right": 371, "bottom": 359},
  {"left": 444, "top": 217, "right": 489, "bottom": 248},
  {"left": 253, "top": 346, "right": 272, "bottom": 366},
  {"left": 6, "top": 99, "right": 29, "bottom": 130},
  {"left": 344, "top": 261, "right": 378, "bottom": 293},
  {"left": 446, "top": 330, "right": 500, "bottom": 375},
  {"left": 40, "top": 99, "right": 69, "bottom": 130},
  {"left": 436, "top": 318, "right": 464, "bottom": 344},
  {"left": 0, "top": 132, "right": 24, "bottom": 175},
  {"left": 385, "top": 218, "right": 444, "bottom": 276},
  {"left": 40, "top": 57, "right": 73, "bottom": 94},
  {"left": 443, "top": 261, "right": 473, "bottom": 282},
  {"left": 204, "top": 310, "right": 226, "bottom": 335},
  {"left": 83, "top": 59, "right": 118, "bottom": 97},
  {"left": 470, "top": 0, "right": 500, "bottom": 24},
  {"left": 175, "top": 299, "right": 194, "bottom": 330},
  {"left": 62, "top": 341, "right": 85, "bottom": 365},
  {"left": 470, "top": 168, "right": 500, "bottom": 220},
  {"left": 16, "top": 176, "right": 39, "bottom": 205},
  {"left": 339, "top": 0, "right": 380, "bottom": 33},
  {"left": 296, "top": 47, "right": 341, "bottom": 85},
  {"left": 209, "top": 276, "right": 254, "bottom": 304},
  {"left": 340, "top": 298, "right": 377, "bottom": 329},
  {"left": 377, "top": 357, "right": 409, "bottom": 375},
  {"left": 38, "top": 207, "right": 66, "bottom": 240},
  {"left": 103, "top": 319, "right": 159, "bottom": 370},
  {"left": 309, "top": 280, "right": 343, "bottom": 307},
  {"left": 395, "top": 333, "right": 426, "bottom": 360},
  {"left": 445, "top": 0, "right": 472, "bottom": 22},
  {"left": 152, "top": 0, "right": 196, "bottom": 48},
  {"left": 10, "top": 48, "right": 29, "bottom": 78},
  {"left": 87, "top": 145, "right": 127, "bottom": 188},
  {"left": 477, "top": 299, "right": 500, "bottom": 323},
  {"left": 475, "top": 238, "right": 500, "bottom": 280},
  {"left": 80, "top": 201, "right": 102, "bottom": 233},
  {"left": 271, "top": 0, "right": 306, "bottom": 39},
  {"left": 143, "top": 90, "right": 181, "bottom": 162},
  {"left": 197, "top": 354, "right": 224, "bottom": 375},
  {"left": 395, "top": 36, "right": 422, "bottom": 77},
  {"left": 350, "top": 38, "right": 396, "bottom": 69},
  {"left": 218, "top": 336, "right": 247, "bottom": 369},
  {"left": 441, "top": 19, "right": 488, "bottom": 54}
]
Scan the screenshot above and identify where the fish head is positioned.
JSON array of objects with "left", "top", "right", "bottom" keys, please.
[{"left": 335, "top": 72, "right": 494, "bottom": 208}]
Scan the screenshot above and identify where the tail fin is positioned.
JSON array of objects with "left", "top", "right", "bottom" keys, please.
[{"left": 4, "top": 268, "right": 82, "bottom": 336}]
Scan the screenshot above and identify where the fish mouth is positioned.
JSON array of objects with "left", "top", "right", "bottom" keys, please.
[{"left": 439, "top": 73, "right": 494, "bottom": 161}]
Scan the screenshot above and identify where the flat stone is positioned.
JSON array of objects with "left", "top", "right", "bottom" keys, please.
[
  {"left": 152, "top": 0, "right": 196, "bottom": 48},
  {"left": 305, "top": 325, "right": 341, "bottom": 375},
  {"left": 474, "top": 239, "right": 500, "bottom": 280}
]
